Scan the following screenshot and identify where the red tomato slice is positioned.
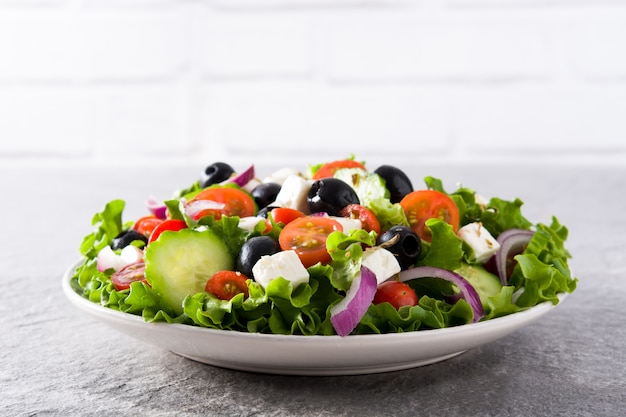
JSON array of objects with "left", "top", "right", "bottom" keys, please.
[
  {"left": 271, "top": 207, "right": 305, "bottom": 225},
  {"left": 265, "top": 207, "right": 306, "bottom": 233},
  {"left": 111, "top": 261, "right": 147, "bottom": 291},
  {"left": 312, "top": 159, "right": 366, "bottom": 180},
  {"left": 339, "top": 204, "right": 381, "bottom": 235},
  {"left": 373, "top": 281, "right": 418, "bottom": 309},
  {"left": 133, "top": 216, "right": 164, "bottom": 237},
  {"left": 188, "top": 187, "right": 256, "bottom": 220},
  {"left": 278, "top": 216, "right": 343, "bottom": 268},
  {"left": 205, "top": 270, "right": 249, "bottom": 300},
  {"left": 148, "top": 219, "right": 187, "bottom": 243},
  {"left": 399, "top": 190, "right": 460, "bottom": 242}
]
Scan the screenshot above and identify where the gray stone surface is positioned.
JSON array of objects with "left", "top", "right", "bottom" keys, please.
[{"left": 1, "top": 162, "right": 624, "bottom": 416}]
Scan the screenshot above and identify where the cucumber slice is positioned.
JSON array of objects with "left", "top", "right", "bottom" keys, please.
[
  {"left": 454, "top": 264, "right": 502, "bottom": 306},
  {"left": 145, "top": 228, "right": 234, "bottom": 315}
]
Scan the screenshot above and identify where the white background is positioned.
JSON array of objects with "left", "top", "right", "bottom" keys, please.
[{"left": 1, "top": 0, "right": 626, "bottom": 169}]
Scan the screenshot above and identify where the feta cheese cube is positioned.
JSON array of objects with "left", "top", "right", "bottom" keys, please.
[
  {"left": 361, "top": 247, "right": 401, "bottom": 284},
  {"left": 238, "top": 216, "right": 266, "bottom": 232},
  {"left": 457, "top": 222, "right": 500, "bottom": 263},
  {"left": 263, "top": 168, "right": 302, "bottom": 185},
  {"left": 251, "top": 250, "right": 310, "bottom": 290},
  {"left": 329, "top": 216, "right": 362, "bottom": 233},
  {"left": 271, "top": 175, "right": 313, "bottom": 214}
]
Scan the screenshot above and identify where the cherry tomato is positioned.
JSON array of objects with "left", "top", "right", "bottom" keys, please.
[
  {"left": 148, "top": 219, "right": 187, "bottom": 243},
  {"left": 111, "top": 261, "right": 147, "bottom": 291},
  {"left": 339, "top": 204, "right": 381, "bottom": 235},
  {"left": 205, "top": 270, "right": 249, "bottom": 300},
  {"left": 399, "top": 190, "right": 460, "bottom": 242},
  {"left": 313, "top": 159, "right": 366, "bottom": 180},
  {"left": 271, "top": 207, "right": 305, "bottom": 225},
  {"left": 133, "top": 216, "right": 164, "bottom": 237},
  {"left": 278, "top": 216, "right": 343, "bottom": 268},
  {"left": 264, "top": 207, "right": 306, "bottom": 233},
  {"left": 373, "top": 281, "right": 418, "bottom": 309},
  {"left": 188, "top": 187, "right": 256, "bottom": 220}
]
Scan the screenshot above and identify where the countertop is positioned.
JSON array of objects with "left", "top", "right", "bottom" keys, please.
[{"left": 1, "top": 162, "right": 624, "bottom": 417}]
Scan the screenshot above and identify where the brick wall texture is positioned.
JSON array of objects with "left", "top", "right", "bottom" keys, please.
[{"left": 1, "top": 0, "right": 625, "bottom": 167}]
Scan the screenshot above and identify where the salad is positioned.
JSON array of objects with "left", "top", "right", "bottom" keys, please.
[{"left": 71, "top": 157, "right": 577, "bottom": 337}]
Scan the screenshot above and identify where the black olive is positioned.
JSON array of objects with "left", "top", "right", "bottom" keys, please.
[
  {"left": 373, "top": 165, "right": 413, "bottom": 203},
  {"left": 307, "top": 178, "right": 360, "bottom": 216},
  {"left": 376, "top": 225, "right": 421, "bottom": 270},
  {"left": 251, "top": 182, "right": 281, "bottom": 210},
  {"left": 236, "top": 236, "right": 281, "bottom": 279},
  {"left": 111, "top": 230, "right": 148, "bottom": 250},
  {"left": 201, "top": 162, "right": 235, "bottom": 188}
]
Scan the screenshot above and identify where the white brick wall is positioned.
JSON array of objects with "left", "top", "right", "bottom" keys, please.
[{"left": 1, "top": 0, "right": 626, "bottom": 168}]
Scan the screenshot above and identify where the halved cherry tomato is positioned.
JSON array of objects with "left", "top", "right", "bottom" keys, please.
[
  {"left": 312, "top": 159, "right": 366, "bottom": 180},
  {"left": 399, "top": 190, "right": 460, "bottom": 242},
  {"left": 111, "top": 261, "right": 148, "bottom": 291},
  {"left": 278, "top": 216, "right": 343, "bottom": 268},
  {"left": 188, "top": 187, "right": 256, "bottom": 220},
  {"left": 133, "top": 215, "right": 164, "bottom": 237},
  {"left": 264, "top": 207, "right": 306, "bottom": 234},
  {"left": 148, "top": 219, "right": 187, "bottom": 243},
  {"left": 270, "top": 207, "right": 305, "bottom": 225},
  {"left": 373, "top": 281, "right": 418, "bottom": 309},
  {"left": 205, "top": 270, "right": 249, "bottom": 300},
  {"left": 339, "top": 204, "right": 381, "bottom": 235}
]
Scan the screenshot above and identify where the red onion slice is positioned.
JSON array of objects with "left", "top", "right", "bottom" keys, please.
[
  {"left": 184, "top": 199, "right": 226, "bottom": 219},
  {"left": 494, "top": 229, "right": 534, "bottom": 286},
  {"left": 145, "top": 196, "right": 167, "bottom": 220},
  {"left": 330, "top": 266, "right": 378, "bottom": 337},
  {"left": 398, "top": 266, "right": 485, "bottom": 323},
  {"left": 222, "top": 164, "right": 255, "bottom": 188}
]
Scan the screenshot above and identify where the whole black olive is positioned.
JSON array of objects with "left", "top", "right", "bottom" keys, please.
[
  {"left": 236, "top": 236, "right": 281, "bottom": 279},
  {"left": 307, "top": 178, "right": 360, "bottom": 216},
  {"left": 201, "top": 162, "right": 235, "bottom": 188},
  {"left": 111, "top": 229, "right": 148, "bottom": 250},
  {"left": 376, "top": 225, "right": 421, "bottom": 270},
  {"left": 373, "top": 165, "right": 413, "bottom": 203},
  {"left": 251, "top": 182, "right": 281, "bottom": 210}
]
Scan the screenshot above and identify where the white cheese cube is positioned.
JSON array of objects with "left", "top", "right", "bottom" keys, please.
[
  {"left": 361, "top": 247, "right": 401, "bottom": 284},
  {"left": 329, "top": 216, "right": 362, "bottom": 233},
  {"left": 263, "top": 168, "right": 302, "bottom": 185},
  {"left": 271, "top": 175, "right": 313, "bottom": 214},
  {"left": 457, "top": 222, "right": 500, "bottom": 263},
  {"left": 251, "top": 250, "right": 310, "bottom": 290},
  {"left": 238, "top": 216, "right": 266, "bottom": 232}
]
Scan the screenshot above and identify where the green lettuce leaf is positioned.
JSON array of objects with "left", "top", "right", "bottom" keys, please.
[
  {"left": 326, "top": 229, "right": 377, "bottom": 290},
  {"left": 416, "top": 219, "right": 464, "bottom": 270},
  {"left": 367, "top": 196, "right": 409, "bottom": 232},
  {"left": 79, "top": 199, "right": 128, "bottom": 259}
]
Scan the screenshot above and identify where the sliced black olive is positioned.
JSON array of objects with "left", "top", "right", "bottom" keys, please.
[
  {"left": 236, "top": 236, "right": 281, "bottom": 279},
  {"left": 201, "top": 162, "right": 235, "bottom": 188},
  {"left": 376, "top": 225, "right": 421, "bottom": 270},
  {"left": 307, "top": 178, "right": 360, "bottom": 216},
  {"left": 251, "top": 182, "right": 281, "bottom": 210},
  {"left": 373, "top": 165, "right": 413, "bottom": 203},
  {"left": 111, "top": 230, "right": 148, "bottom": 250}
]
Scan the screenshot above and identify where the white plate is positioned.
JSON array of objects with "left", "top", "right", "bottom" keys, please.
[{"left": 62, "top": 261, "right": 566, "bottom": 376}]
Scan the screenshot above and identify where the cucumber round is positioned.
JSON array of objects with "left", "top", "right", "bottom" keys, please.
[
  {"left": 454, "top": 264, "right": 502, "bottom": 306},
  {"left": 145, "top": 228, "right": 234, "bottom": 315}
]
